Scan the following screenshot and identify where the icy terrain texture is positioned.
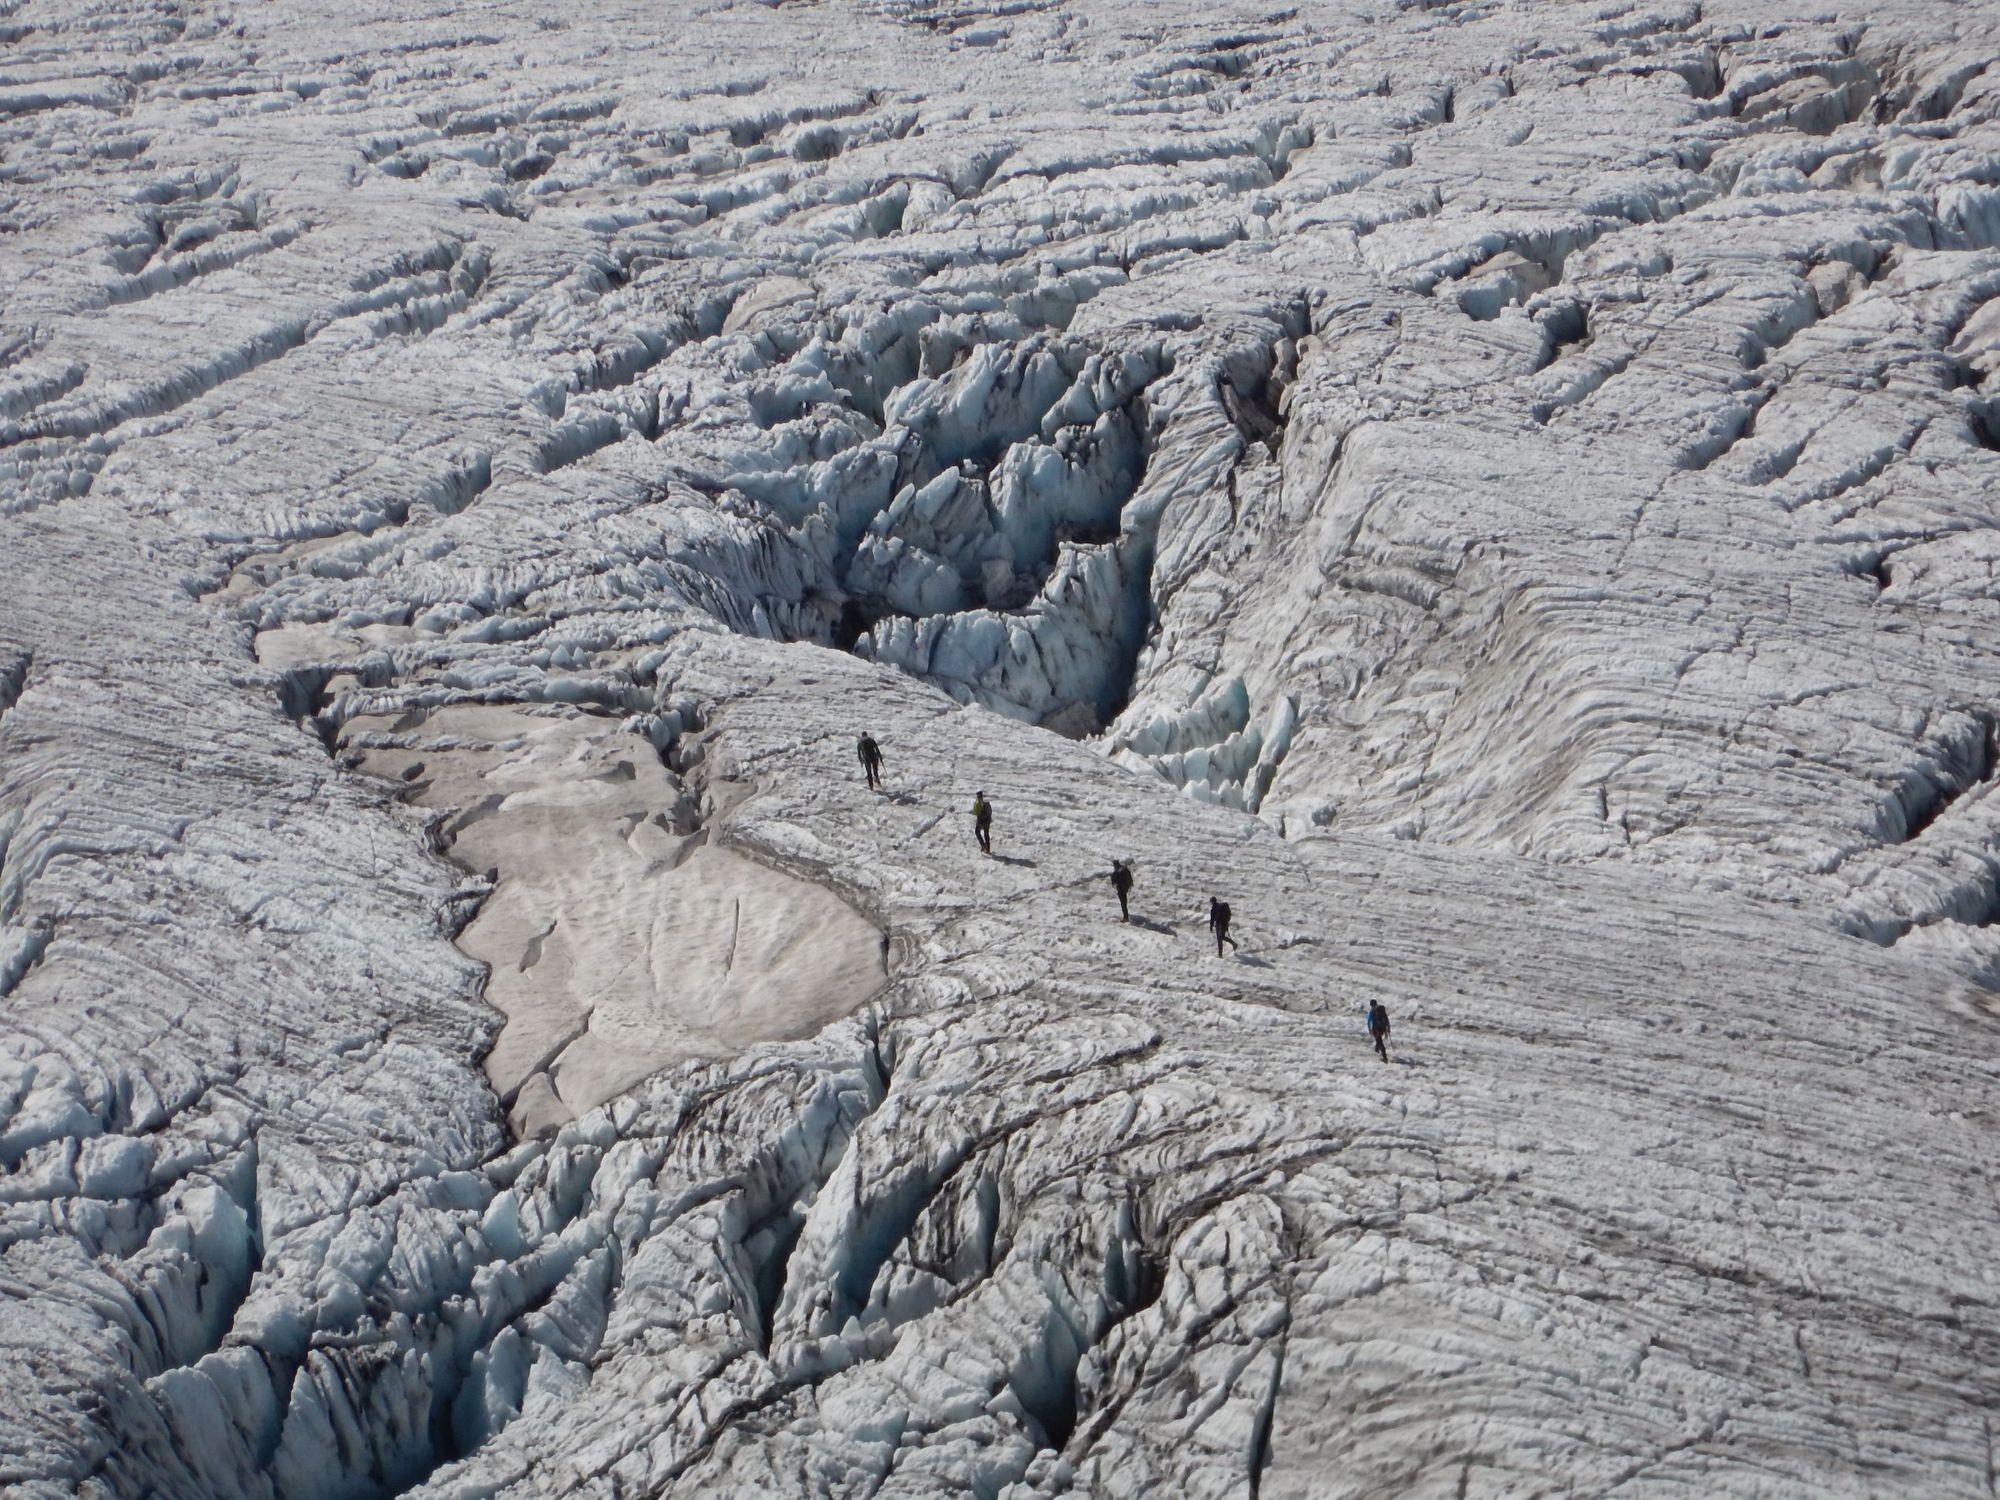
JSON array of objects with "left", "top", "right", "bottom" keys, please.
[{"left": 4, "top": 0, "right": 2000, "bottom": 1495}]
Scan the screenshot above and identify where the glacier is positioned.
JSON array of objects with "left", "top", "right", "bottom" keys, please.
[{"left": 3, "top": 0, "right": 2000, "bottom": 1495}]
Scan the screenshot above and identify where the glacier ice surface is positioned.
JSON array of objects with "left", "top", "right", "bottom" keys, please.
[{"left": 4, "top": 0, "right": 2000, "bottom": 1496}]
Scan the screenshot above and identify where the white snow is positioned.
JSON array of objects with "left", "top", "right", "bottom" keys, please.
[{"left": 4, "top": 0, "right": 2000, "bottom": 1496}]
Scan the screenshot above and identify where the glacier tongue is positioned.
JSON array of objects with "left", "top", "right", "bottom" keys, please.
[{"left": 4, "top": 0, "right": 2000, "bottom": 1496}]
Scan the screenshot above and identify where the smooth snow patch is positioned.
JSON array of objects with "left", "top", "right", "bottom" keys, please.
[{"left": 342, "top": 704, "right": 885, "bottom": 1133}]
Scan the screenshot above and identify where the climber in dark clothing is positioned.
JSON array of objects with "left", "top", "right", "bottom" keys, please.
[
  {"left": 972, "top": 791, "right": 992, "bottom": 854},
  {"left": 857, "top": 732, "right": 883, "bottom": 790},
  {"left": 1208, "top": 897, "right": 1238, "bottom": 956},
  {"left": 1367, "top": 1000, "right": 1391, "bottom": 1062},
  {"left": 1110, "top": 859, "right": 1133, "bottom": 921}
]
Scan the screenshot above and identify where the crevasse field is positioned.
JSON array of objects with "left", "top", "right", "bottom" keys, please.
[{"left": 4, "top": 0, "right": 2000, "bottom": 1494}]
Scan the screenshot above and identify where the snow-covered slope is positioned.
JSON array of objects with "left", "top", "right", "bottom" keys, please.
[{"left": 3, "top": 0, "right": 1999, "bottom": 1495}]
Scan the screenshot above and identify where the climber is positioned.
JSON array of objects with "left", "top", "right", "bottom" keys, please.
[
  {"left": 857, "top": 731, "right": 883, "bottom": 790},
  {"left": 1367, "top": 1000, "right": 1391, "bottom": 1062},
  {"left": 972, "top": 790, "right": 993, "bottom": 855},
  {"left": 1208, "top": 896, "right": 1238, "bottom": 956},
  {"left": 1109, "top": 859, "right": 1134, "bottom": 922}
]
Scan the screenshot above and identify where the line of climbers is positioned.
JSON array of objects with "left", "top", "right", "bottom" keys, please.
[{"left": 857, "top": 731, "right": 1394, "bottom": 1062}]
